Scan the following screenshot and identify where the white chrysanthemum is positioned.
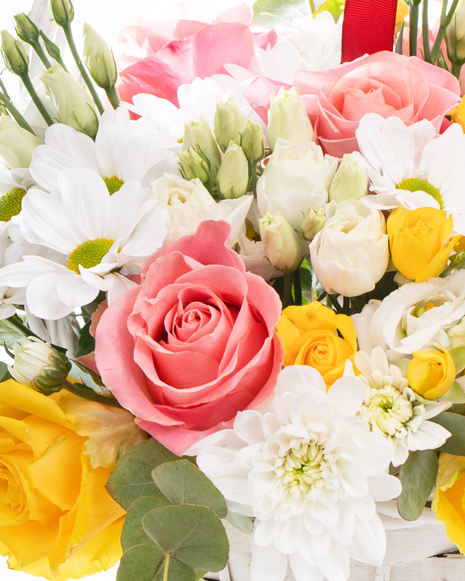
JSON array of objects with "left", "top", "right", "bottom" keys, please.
[
  {"left": 0, "top": 168, "right": 38, "bottom": 238},
  {"left": 189, "top": 366, "right": 401, "bottom": 581},
  {"left": 354, "top": 113, "right": 465, "bottom": 233},
  {"left": 29, "top": 107, "right": 177, "bottom": 193},
  {"left": 355, "top": 347, "right": 451, "bottom": 467},
  {"left": 0, "top": 168, "right": 168, "bottom": 319}
]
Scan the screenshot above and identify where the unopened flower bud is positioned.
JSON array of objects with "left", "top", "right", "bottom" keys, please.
[
  {"left": 41, "top": 65, "right": 98, "bottom": 137},
  {"left": 40, "top": 30, "right": 65, "bottom": 65},
  {"left": 259, "top": 211, "right": 303, "bottom": 274},
  {"left": 9, "top": 337, "right": 71, "bottom": 395},
  {"left": 214, "top": 96, "right": 248, "bottom": 153},
  {"left": 0, "top": 115, "right": 42, "bottom": 169},
  {"left": 302, "top": 207, "right": 326, "bottom": 241},
  {"left": 83, "top": 23, "right": 117, "bottom": 89},
  {"left": 0, "top": 30, "right": 29, "bottom": 76},
  {"left": 217, "top": 142, "right": 249, "bottom": 199},
  {"left": 329, "top": 154, "right": 368, "bottom": 203},
  {"left": 183, "top": 116, "right": 221, "bottom": 179},
  {"left": 267, "top": 87, "right": 313, "bottom": 152},
  {"left": 178, "top": 146, "right": 211, "bottom": 185},
  {"left": 447, "top": 0, "right": 465, "bottom": 64},
  {"left": 14, "top": 13, "right": 40, "bottom": 46},
  {"left": 241, "top": 120, "right": 265, "bottom": 162},
  {"left": 49, "top": 0, "right": 75, "bottom": 27}
]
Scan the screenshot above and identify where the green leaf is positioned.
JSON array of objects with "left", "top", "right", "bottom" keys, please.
[
  {"left": 117, "top": 545, "right": 196, "bottom": 581},
  {"left": 314, "top": 0, "right": 345, "bottom": 20},
  {"left": 122, "top": 496, "right": 170, "bottom": 551},
  {"left": 441, "top": 250, "right": 465, "bottom": 278},
  {"left": 68, "top": 360, "right": 110, "bottom": 394},
  {"left": 0, "top": 317, "right": 28, "bottom": 348},
  {"left": 398, "top": 450, "right": 439, "bottom": 521},
  {"left": 106, "top": 439, "right": 178, "bottom": 509},
  {"left": 252, "top": 0, "right": 308, "bottom": 27},
  {"left": 0, "top": 361, "right": 11, "bottom": 382},
  {"left": 73, "top": 320, "right": 95, "bottom": 358},
  {"left": 437, "top": 381, "right": 465, "bottom": 403},
  {"left": 224, "top": 511, "right": 254, "bottom": 534},
  {"left": 152, "top": 460, "right": 228, "bottom": 519},
  {"left": 449, "top": 346, "right": 465, "bottom": 374},
  {"left": 432, "top": 412, "right": 465, "bottom": 455},
  {"left": 142, "top": 504, "right": 229, "bottom": 572}
]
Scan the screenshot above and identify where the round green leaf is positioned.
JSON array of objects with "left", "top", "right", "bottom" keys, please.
[
  {"left": 122, "top": 496, "right": 170, "bottom": 551},
  {"left": 117, "top": 545, "right": 196, "bottom": 581},
  {"left": 398, "top": 450, "right": 438, "bottom": 521},
  {"left": 142, "top": 504, "right": 229, "bottom": 572},
  {"left": 432, "top": 412, "right": 465, "bottom": 455}
]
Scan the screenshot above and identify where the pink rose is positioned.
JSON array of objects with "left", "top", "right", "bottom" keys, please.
[
  {"left": 94, "top": 221, "right": 283, "bottom": 455},
  {"left": 294, "top": 51, "right": 460, "bottom": 156}
]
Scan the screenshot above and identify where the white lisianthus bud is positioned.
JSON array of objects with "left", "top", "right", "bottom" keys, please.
[
  {"left": 183, "top": 116, "right": 221, "bottom": 179},
  {"left": 178, "top": 146, "right": 211, "bottom": 185},
  {"left": 0, "top": 30, "right": 29, "bottom": 76},
  {"left": 310, "top": 199, "right": 389, "bottom": 297},
  {"left": 83, "top": 23, "right": 117, "bottom": 89},
  {"left": 302, "top": 207, "right": 326, "bottom": 241},
  {"left": 241, "top": 121, "right": 265, "bottom": 162},
  {"left": 217, "top": 142, "right": 249, "bottom": 199},
  {"left": 49, "top": 0, "right": 75, "bottom": 27},
  {"left": 267, "top": 87, "right": 313, "bottom": 152},
  {"left": 41, "top": 65, "right": 98, "bottom": 137},
  {"left": 329, "top": 154, "right": 368, "bottom": 203},
  {"left": 0, "top": 115, "right": 42, "bottom": 169},
  {"left": 14, "top": 13, "right": 40, "bottom": 45},
  {"left": 259, "top": 211, "right": 303, "bottom": 274},
  {"left": 447, "top": 318, "right": 465, "bottom": 348},
  {"left": 214, "top": 96, "right": 248, "bottom": 153},
  {"left": 447, "top": 0, "right": 465, "bottom": 64},
  {"left": 9, "top": 337, "right": 71, "bottom": 395}
]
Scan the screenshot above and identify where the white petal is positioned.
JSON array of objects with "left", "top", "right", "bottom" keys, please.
[
  {"left": 289, "top": 551, "right": 324, "bottom": 581},
  {"left": 56, "top": 273, "right": 99, "bottom": 309},
  {"left": 348, "top": 513, "right": 386, "bottom": 566},
  {"left": 26, "top": 271, "right": 74, "bottom": 319},
  {"left": 327, "top": 377, "right": 365, "bottom": 416},
  {"left": 366, "top": 473, "right": 402, "bottom": 502},
  {"left": 250, "top": 538, "right": 287, "bottom": 581}
]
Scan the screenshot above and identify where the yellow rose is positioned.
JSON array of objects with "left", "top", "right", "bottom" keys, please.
[
  {"left": 387, "top": 206, "right": 460, "bottom": 282},
  {"left": 450, "top": 95, "right": 465, "bottom": 132},
  {"left": 276, "top": 301, "right": 357, "bottom": 388},
  {"left": 0, "top": 379, "right": 147, "bottom": 580},
  {"left": 407, "top": 345, "right": 456, "bottom": 399}
]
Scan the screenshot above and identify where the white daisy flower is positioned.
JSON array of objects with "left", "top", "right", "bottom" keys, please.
[
  {"left": 0, "top": 168, "right": 168, "bottom": 320},
  {"left": 354, "top": 113, "right": 465, "bottom": 233},
  {"left": 29, "top": 107, "right": 178, "bottom": 193},
  {"left": 0, "top": 168, "right": 38, "bottom": 238},
  {"left": 189, "top": 365, "right": 401, "bottom": 581},
  {"left": 355, "top": 347, "right": 451, "bottom": 467}
]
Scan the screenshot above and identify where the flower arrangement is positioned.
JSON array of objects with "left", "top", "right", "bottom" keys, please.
[{"left": 0, "top": 0, "right": 465, "bottom": 580}]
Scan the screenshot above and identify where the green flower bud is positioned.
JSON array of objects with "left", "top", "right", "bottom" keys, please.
[
  {"left": 302, "top": 207, "right": 326, "bottom": 241},
  {"left": 241, "top": 120, "right": 265, "bottom": 162},
  {"left": 0, "top": 115, "right": 42, "bottom": 169},
  {"left": 178, "top": 146, "right": 211, "bottom": 185},
  {"left": 183, "top": 116, "right": 221, "bottom": 179},
  {"left": 0, "top": 30, "right": 29, "bottom": 76},
  {"left": 49, "top": 0, "right": 75, "bottom": 27},
  {"left": 14, "top": 13, "right": 40, "bottom": 45},
  {"left": 447, "top": 0, "right": 465, "bottom": 64},
  {"left": 9, "top": 337, "right": 71, "bottom": 396},
  {"left": 40, "top": 30, "right": 65, "bottom": 65},
  {"left": 267, "top": 87, "right": 313, "bottom": 151},
  {"left": 83, "top": 23, "right": 118, "bottom": 89},
  {"left": 259, "top": 211, "right": 303, "bottom": 274},
  {"left": 328, "top": 154, "right": 368, "bottom": 203},
  {"left": 217, "top": 141, "right": 249, "bottom": 199},
  {"left": 214, "top": 96, "right": 248, "bottom": 153},
  {"left": 41, "top": 65, "right": 98, "bottom": 138}
]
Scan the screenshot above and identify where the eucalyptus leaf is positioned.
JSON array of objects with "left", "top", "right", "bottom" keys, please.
[
  {"left": 397, "top": 450, "right": 438, "bottom": 521},
  {"left": 122, "top": 496, "right": 171, "bottom": 551},
  {"left": 449, "top": 346, "right": 465, "bottom": 374},
  {"left": 437, "top": 381, "right": 465, "bottom": 404},
  {"left": 252, "top": 0, "right": 308, "bottom": 27},
  {"left": 152, "top": 460, "right": 227, "bottom": 518},
  {"left": 432, "top": 412, "right": 465, "bottom": 455},
  {"left": 73, "top": 320, "right": 95, "bottom": 358},
  {"left": 142, "top": 504, "right": 229, "bottom": 572},
  {"left": 117, "top": 544, "right": 196, "bottom": 581},
  {"left": 224, "top": 511, "right": 254, "bottom": 534},
  {"left": 106, "top": 439, "right": 178, "bottom": 509},
  {"left": 0, "top": 317, "right": 28, "bottom": 348},
  {"left": 0, "top": 362, "right": 11, "bottom": 382}
]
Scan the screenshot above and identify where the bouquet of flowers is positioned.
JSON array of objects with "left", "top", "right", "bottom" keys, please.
[{"left": 1, "top": 0, "right": 465, "bottom": 580}]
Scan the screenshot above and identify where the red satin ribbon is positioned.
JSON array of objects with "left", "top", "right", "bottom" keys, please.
[{"left": 341, "top": 0, "right": 398, "bottom": 63}]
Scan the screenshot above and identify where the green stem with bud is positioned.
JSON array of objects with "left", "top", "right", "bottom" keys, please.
[
  {"left": 40, "top": 31, "right": 69, "bottom": 72},
  {"left": 430, "top": 0, "right": 461, "bottom": 63},
  {"left": 0, "top": 92, "right": 35, "bottom": 134},
  {"left": 62, "top": 25, "right": 104, "bottom": 114},
  {"left": 451, "top": 60, "right": 464, "bottom": 78},
  {"left": 19, "top": 73, "right": 54, "bottom": 126},
  {"left": 105, "top": 85, "right": 120, "bottom": 109},
  {"left": 63, "top": 379, "right": 122, "bottom": 407}
]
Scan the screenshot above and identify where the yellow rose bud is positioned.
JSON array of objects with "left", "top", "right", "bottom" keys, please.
[
  {"left": 407, "top": 345, "right": 456, "bottom": 399},
  {"left": 0, "top": 379, "right": 147, "bottom": 579},
  {"left": 276, "top": 301, "right": 357, "bottom": 389},
  {"left": 387, "top": 206, "right": 460, "bottom": 282}
]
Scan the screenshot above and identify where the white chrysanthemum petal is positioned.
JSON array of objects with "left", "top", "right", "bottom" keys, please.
[
  {"left": 275, "top": 517, "right": 300, "bottom": 555},
  {"left": 318, "top": 541, "right": 350, "bottom": 581},
  {"left": 234, "top": 410, "right": 266, "bottom": 446},
  {"left": 26, "top": 271, "right": 76, "bottom": 319},
  {"left": 254, "top": 519, "right": 277, "bottom": 547},
  {"left": 366, "top": 473, "right": 402, "bottom": 502},
  {"left": 251, "top": 539, "right": 287, "bottom": 581},
  {"left": 56, "top": 272, "right": 100, "bottom": 308},
  {"left": 289, "top": 550, "right": 324, "bottom": 581},
  {"left": 327, "top": 377, "right": 365, "bottom": 416},
  {"left": 277, "top": 364, "right": 327, "bottom": 398},
  {"left": 348, "top": 514, "right": 386, "bottom": 566},
  {"left": 414, "top": 421, "right": 451, "bottom": 449}
]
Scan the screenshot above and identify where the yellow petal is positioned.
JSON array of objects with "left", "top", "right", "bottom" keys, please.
[{"left": 432, "top": 469, "right": 465, "bottom": 553}]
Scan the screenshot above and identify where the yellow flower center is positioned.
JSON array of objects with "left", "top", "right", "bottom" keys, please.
[
  {"left": 67, "top": 238, "right": 114, "bottom": 274},
  {"left": 103, "top": 176, "right": 123, "bottom": 195},
  {"left": 0, "top": 188, "right": 26, "bottom": 222},
  {"left": 397, "top": 178, "right": 443, "bottom": 209}
]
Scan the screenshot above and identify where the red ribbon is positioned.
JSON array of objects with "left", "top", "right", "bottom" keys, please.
[{"left": 341, "top": 0, "right": 398, "bottom": 63}]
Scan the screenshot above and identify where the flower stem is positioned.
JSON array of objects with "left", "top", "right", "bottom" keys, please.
[
  {"left": 105, "top": 85, "right": 120, "bottom": 109},
  {"left": 451, "top": 60, "right": 464, "bottom": 78},
  {"left": 308, "top": 0, "right": 316, "bottom": 13},
  {"left": 7, "top": 314, "right": 42, "bottom": 340},
  {"left": 19, "top": 73, "right": 54, "bottom": 126},
  {"left": 283, "top": 273, "right": 293, "bottom": 309},
  {"left": 293, "top": 268, "right": 302, "bottom": 306},
  {"left": 0, "top": 92, "right": 36, "bottom": 134},
  {"left": 422, "top": 0, "right": 432, "bottom": 62},
  {"left": 409, "top": 0, "right": 420, "bottom": 56},
  {"left": 31, "top": 41, "right": 52, "bottom": 69},
  {"left": 63, "top": 379, "right": 122, "bottom": 407},
  {"left": 430, "top": 0, "right": 460, "bottom": 63},
  {"left": 63, "top": 24, "right": 104, "bottom": 114}
]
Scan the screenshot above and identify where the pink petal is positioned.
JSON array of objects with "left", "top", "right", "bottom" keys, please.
[
  {"left": 243, "top": 76, "right": 290, "bottom": 124},
  {"left": 214, "top": 3, "right": 253, "bottom": 25}
]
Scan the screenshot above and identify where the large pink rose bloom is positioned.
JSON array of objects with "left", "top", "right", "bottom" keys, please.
[
  {"left": 94, "top": 221, "right": 284, "bottom": 455},
  {"left": 294, "top": 51, "right": 460, "bottom": 156}
]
